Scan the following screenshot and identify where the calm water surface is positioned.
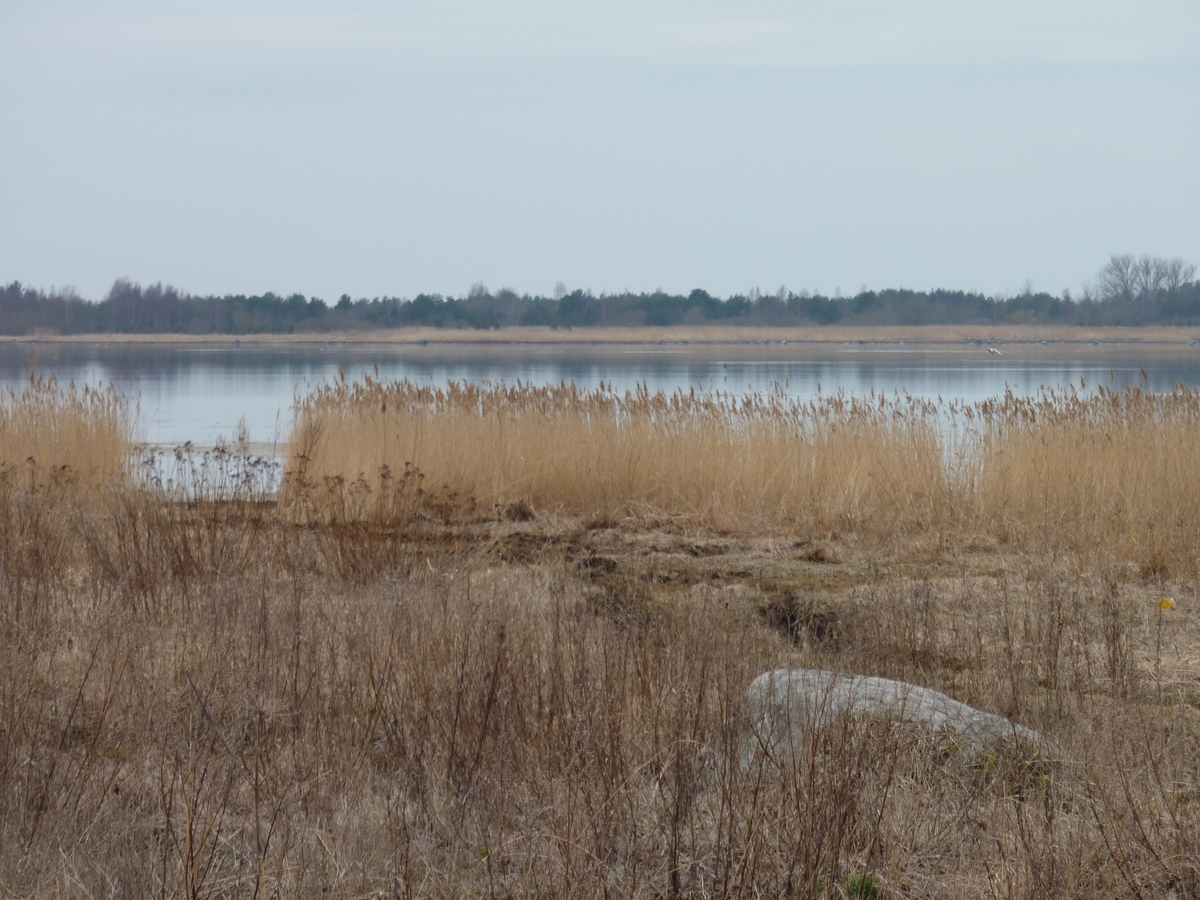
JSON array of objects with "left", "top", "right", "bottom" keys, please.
[{"left": 4, "top": 340, "right": 1200, "bottom": 447}]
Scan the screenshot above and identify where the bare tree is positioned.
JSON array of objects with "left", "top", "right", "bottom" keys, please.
[
  {"left": 1097, "top": 254, "right": 1197, "bottom": 304},
  {"left": 1161, "top": 257, "right": 1198, "bottom": 292},
  {"left": 1097, "top": 254, "right": 1139, "bottom": 303}
]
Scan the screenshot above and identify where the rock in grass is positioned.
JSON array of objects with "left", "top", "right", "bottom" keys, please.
[{"left": 736, "top": 668, "right": 1052, "bottom": 768}]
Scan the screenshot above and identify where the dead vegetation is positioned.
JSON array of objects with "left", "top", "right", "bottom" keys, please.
[
  {"left": 1, "top": 377, "right": 1200, "bottom": 898},
  {"left": 0, "top": 373, "right": 131, "bottom": 489},
  {"left": 11, "top": 324, "right": 1200, "bottom": 344},
  {"left": 292, "top": 378, "right": 1200, "bottom": 579}
]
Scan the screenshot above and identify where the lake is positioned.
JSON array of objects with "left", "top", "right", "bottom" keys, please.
[{"left": 4, "top": 339, "right": 1200, "bottom": 448}]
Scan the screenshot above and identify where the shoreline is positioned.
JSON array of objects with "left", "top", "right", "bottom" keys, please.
[{"left": 4, "top": 324, "right": 1200, "bottom": 346}]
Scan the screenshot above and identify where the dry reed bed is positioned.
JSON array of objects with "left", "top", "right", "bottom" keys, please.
[
  {"left": 969, "top": 385, "right": 1200, "bottom": 576},
  {"left": 2, "top": 378, "right": 1200, "bottom": 897},
  {"left": 0, "top": 375, "right": 131, "bottom": 488},
  {"left": 289, "top": 377, "right": 1200, "bottom": 577},
  {"left": 286, "top": 379, "right": 949, "bottom": 538},
  {"left": 15, "top": 324, "right": 1200, "bottom": 344}
]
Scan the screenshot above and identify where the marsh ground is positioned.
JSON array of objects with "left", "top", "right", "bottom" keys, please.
[
  {"left": 5, "top": 493, "right": 1200, "bottom": 899},
  {"left": 3, "top": 377, "right": 1200, "bottom": 898}
]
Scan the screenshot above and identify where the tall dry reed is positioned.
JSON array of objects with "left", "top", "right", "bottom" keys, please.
[
  {"left": 0, "top": 376, "right": 134, "bottom": 628},
  {"left": 969, "top": 385, "right": 1200, "bottom": 575},
  {"left": 289, "top": 377, "right": 1200, "bottom": 578},
  {"left": 286, "top": 378, "right": 950, "bottom": 536},
  {"left": 0, "top": 374, "right": 133, "bottom": 486}
]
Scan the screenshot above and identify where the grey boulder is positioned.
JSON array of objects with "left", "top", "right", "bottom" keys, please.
[{"left": 732, "top": 668, "right": 1052, "bottom": 769}]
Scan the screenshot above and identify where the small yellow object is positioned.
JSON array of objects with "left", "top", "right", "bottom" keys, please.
[{"left": 1159, "top": 597, "right": 1177, "bottom": 611}]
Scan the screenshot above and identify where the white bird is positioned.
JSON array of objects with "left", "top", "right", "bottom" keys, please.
[{"left": 988, "top": 347, "right": 1002, "bottom": 355}]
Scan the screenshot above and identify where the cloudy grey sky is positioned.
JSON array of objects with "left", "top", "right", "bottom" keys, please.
[{"left": 2, "top": 0, "right": 1197, "bottom": 301}]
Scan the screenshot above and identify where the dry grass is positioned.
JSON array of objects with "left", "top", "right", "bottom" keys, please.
[
  {"left": 3, "top": 378, "right": 1200, "bottom": 897},
  {"left": 0, "top": 374, "right": 132, "bottom": 486},
  {"left": 286, "top": 379, "right": 949, "bottom": 537},
  {"left": 0, "top": 378, "right": 135, "bottom": 626},
  {"left": 288, "top": 378, "right": 1200, "bottom": 579},
  {"left": 970, "top": 386, "right": 1200, "bottom": 577},
  {"left": 2, "top": 484, "right": 1200, "bottom": 898}
]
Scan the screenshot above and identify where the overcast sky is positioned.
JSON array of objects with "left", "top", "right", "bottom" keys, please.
[{"left": 2, "top": 0, "right": 1197, "bottom": 302}]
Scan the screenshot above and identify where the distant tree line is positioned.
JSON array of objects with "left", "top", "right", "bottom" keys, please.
[{"left": 2, "top": 255, "right": 1197, "bottom": 336}]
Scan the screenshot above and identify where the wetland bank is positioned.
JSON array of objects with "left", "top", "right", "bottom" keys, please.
[
  {"left": 7, "top": 329, "right": 1200, "bottom": 449},
  {"left": 3, "top": 372, "right": 1200, "bottom": 899}
]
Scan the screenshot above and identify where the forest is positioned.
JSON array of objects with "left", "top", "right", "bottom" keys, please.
[{"left": 2, "top": 254, "right": 1197, "bottom": 335}]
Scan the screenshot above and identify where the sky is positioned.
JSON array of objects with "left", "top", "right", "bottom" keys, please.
[{"left": 2, "top": 0, "right": 1198, "bottom": 302}]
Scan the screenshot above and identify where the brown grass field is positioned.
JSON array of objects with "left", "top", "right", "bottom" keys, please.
[
  {"left": 6, "top": 323, "right": 1200, "bottom": 345},
  {"left": 2, "top": 377, "right": 1200, "bottom": 898}
]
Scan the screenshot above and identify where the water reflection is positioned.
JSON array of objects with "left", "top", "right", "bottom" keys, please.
[{"left": 2, "top": 340, "right": 1198, "bottom": 447}]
